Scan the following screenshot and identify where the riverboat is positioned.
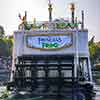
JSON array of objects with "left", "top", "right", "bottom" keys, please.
[{"left": 7, "top": 2, "right": 94, "bottom": 100}]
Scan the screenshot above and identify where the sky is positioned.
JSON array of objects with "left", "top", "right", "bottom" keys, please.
[{"left": 0, "top": 0, "right": 100, "bottom": 41}]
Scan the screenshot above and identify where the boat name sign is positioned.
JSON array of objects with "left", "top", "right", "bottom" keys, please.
[{"left": 26, "top": 34, "right": 72, "bottom": 50}]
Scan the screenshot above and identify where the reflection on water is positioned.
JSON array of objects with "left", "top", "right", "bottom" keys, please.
[
  {"left": 93, "top": 84, "right": 100, "bottom": 100},
  {"left": 0, "top": 74, "right": 100, "bottom": 100},
  {"left": 0, "top": 85, "right": 100, "bottom": 100},
  {"left": 0, "top": 79, "right": 100, "bottom": 99}
]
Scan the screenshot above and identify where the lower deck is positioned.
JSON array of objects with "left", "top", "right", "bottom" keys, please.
[{"left": 7, "top": 55, "right": 93, "bottom": 100}]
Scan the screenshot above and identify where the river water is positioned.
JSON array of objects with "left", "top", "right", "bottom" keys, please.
[
  {"left": 0, "top": 81, "right": 100, "bottom": 100},
  {"left": 93, "top": 84, "right": 100, "bottom": 100},
  {"left": 0, "top": 85, "right": 99, "bottom": 100}
]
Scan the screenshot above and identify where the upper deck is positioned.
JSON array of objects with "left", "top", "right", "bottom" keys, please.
[
  {"left": 13, "top": 29, "right": 89, "bottom": 57},
  {"left": 14, "top": 3, "right": 89, "bottom": 58}
]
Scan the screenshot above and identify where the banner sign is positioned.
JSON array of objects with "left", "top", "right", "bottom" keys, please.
[{"left": 26, "top": 34, "right": 72, "bottom": 50}]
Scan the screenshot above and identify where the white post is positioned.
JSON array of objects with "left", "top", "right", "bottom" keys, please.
[{"left": 74, "top": 29, "right": 79, "bottom": 79}]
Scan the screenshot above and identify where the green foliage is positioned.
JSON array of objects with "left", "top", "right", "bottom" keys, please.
[
  {"left": 89, "top": 36, "right": 100, "bottom": 65},
  {"left": 0, "top": 25, "right": 4, "bottom": 37},
  {"left": 89, "top": 42, "right": 97, "bottom": 57},
  {"left": 56, "top": 23, "right": 66, "bottom": 29},
  {"left": 56, "top": 22, "right": 79, "bottom": 29},
  {"left": 0, "top": 38, "right": 8, "bottom": 56},
  {"left": 24, "top": 22, "right": 32, "bottom": 30},
  {"left": 24, "top": 22, "right": 42, "bottom": 30},
  {"left": 89, "top": 36, "right": 96, "bottom": 57},
  {"left": 0, "top": 36, "right": 13, "bottom": 57}
]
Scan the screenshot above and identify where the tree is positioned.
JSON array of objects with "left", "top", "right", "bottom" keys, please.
[
  {"left": 0, "top": 38, "right": 9, "bottom": 56},
  {"left": 94, "top": 42, "right": 100, "bottom": 63},
  {"left": 6, "top": 36, "right": 13, "bottom": 56},
  {"left": 0, "top": 25, "right": 13, "bottom": 57},
  {"left": 0, "top": 25, "right": 4, "bottom": 38},
  {"left": 0, "top": 37, "right": 13, "bottom": 57},
  {"left": 89, "top": 36, "right": 100, "bottom": 65},
  {"left": 89, "top": 36, "right": 97, "bottom": 65}
]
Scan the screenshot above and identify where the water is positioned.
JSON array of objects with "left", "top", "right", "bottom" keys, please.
[
  {"left": 93, "top": 84, "right": 100, "bottom": 100},
  {"left": 0, "top": 84, "right": 100, "bottom": 100}
]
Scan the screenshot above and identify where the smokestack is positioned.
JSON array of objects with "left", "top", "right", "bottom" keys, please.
[
  {"left": 69, "top": 3, "right": 75, "bottom": 24},
  {"left": 81, "top": 10, "right": 84, "bottom": 29},
  {"left": 48, "top": 1, "right": 52, "bottom": 22}
]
